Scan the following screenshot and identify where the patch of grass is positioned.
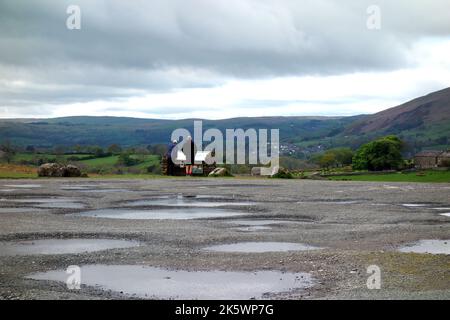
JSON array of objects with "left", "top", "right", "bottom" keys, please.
[
  {"left": 79, "top": 155, "right": 120, "bottom": 166},
  {"left": 328, "top": 170, "right": 450, "bottom": 183},
  {"left": 0, "top": 164, "right": 37, "bottom": 179}
]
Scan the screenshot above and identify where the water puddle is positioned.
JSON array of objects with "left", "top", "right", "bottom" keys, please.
[
  {"left": 226, "top": 219, "right": 301, "bottom": 226},
  {"left": 440, "top": 213, "right": 450, "bottom": 217},
  {"left": 27, "top": 265, "right": 313, "bottom": 299},
  {"left": 203, "top": 242, "right": 322, "bottom": 253},
  {"left": 398, "top": 240, "right": 450, "bottom": 255},
  {"left": 79, "top": 189, "right": 129, "bottom": 193},
  {"left": 127, "top": 195, "right": 254, "bottom": 208},
  {"left": 0, "top": 239, "right": 140, "bottom": 256},
  {"left": 36, "top": 202, "right": 85, "bottom": 209},
  {"left": 297, "top": 200, "right": 362, "bottom": 205},
  {"left": 431, "top": 207, "right": 450, "bottom": 211},
  {"left": 4, "top": 184, "right": 42, "bottom": 188},
  {"left": 401, "top": 203, "right": 428, "bottom": 208},
  {"left": 3, "top": 197, "right": 74, "bottom": 204},
  {"left": 75, "top": 208, "right": 246, "bottom": 220},
  {"left": 234, "top": 226, "right": 273, "bottom": 232}
]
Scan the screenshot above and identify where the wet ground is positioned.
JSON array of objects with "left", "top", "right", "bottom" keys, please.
[{"left": 0, "top": 178, "right": 449, "bottom": 300}]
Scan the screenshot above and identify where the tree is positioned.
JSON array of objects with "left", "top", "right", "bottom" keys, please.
[
  {"left": 318, "top": 152, "right": 336, "bottom": 169},
  {"left": 117, "top": 152, "right": 139, "bottom": 167},
  {"left": 312, "top": 148, "right": 353, "bottom": 169},
  {"left": 330, "top": 148, "right": 354, "bottom": 167},
  {"left": 0, "top": 140, "right": 16, "bottom": 164},
  {"left": 352, "top": 135, "right": 403, "bottom": 171},
  {"left": 87, "top": 146, "right": 106, "bottom": 157},
  {"left": 107, "top": 144, "right": 122, "bottom": 155}
]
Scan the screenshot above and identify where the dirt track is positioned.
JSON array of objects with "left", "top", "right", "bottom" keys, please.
[{"left": 0, "top": 178, "right": 449, "bottom": 300}]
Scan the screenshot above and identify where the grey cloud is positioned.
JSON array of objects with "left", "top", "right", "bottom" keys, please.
[{"left": 0, "top": 0, "right": 449, "bottom": 111}]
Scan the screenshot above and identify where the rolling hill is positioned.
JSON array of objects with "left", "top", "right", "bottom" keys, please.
[
  {"left": 0, "top": 88, "right": 449, "bottom": 154},
  {"left": 346, "top": 87, "right": 450, "bottom": 135}
]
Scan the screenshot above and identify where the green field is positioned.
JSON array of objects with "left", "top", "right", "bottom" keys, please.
[
  {"left": 327, "top": 170, "right": 450, "bottom": 183},
  {"left": 9, "top": 153, "right": 161, "bottom": 175},
  {"left": 13, "top": 153, "right": 91, "bottom": 161}
]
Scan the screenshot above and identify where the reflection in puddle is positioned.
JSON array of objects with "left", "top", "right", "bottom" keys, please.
[
  {"left": 398, "top": 240, "right": 450, "bottom": 255},
  {"left": 203, "top": 242, "right": 322, "bottom": 253},
  {"left": 36, "top": 202, "right": 85, "bottom": 209},
  {"left": 234, "top": 226, "right": 273, "bottom": 232},
  {"left": 226, "top": 219, "right": 301, "bottom": 226},
  {"left": 440, "top": 213, "right": 450, "bottom": 217},
  {"left": 401, "top": 204, "right": 427, "bottom": 207},
  {"left": 79, "top": 189, "right": 129, "bottom": 193},
  {"left": 75, "top": 208, "right": 246, "bottom": 220},
  {"left": 297, "top": 200, "right": 361, "bottom": 205},
  {"left": 4, "top": 184, "right": 42, "bottom": 188},
  {"left": 4, "top": 197, "right": 74, "bottom": 204},
  {"left": 0, "top": 239, "right": 140, "bottom": 256},
  {"left": 127, "top": 195, "right": 254, "bottom": 208},
  {"left": 28, "top": 265, "right": 313, "bottom": 299}
]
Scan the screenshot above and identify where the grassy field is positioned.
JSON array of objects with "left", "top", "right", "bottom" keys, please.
[
  {"left": 13, "top": 153, "right": 91, "bottom": 161},
  {"left": 78, "top": 154, "right": 160, "bottom": 171},
  {"left": 0, "top": 164, "right": 37, "bottom": 179},
  {"left": 327, "top": 170, "right": 450, "bottom": 183}
]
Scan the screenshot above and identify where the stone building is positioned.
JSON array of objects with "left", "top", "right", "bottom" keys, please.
[
  {"left": 414, "top": 150, "right": 442, "bottom": 169},
  {"left": 414, "top": 150, "right": 450, "bottom": 169}
]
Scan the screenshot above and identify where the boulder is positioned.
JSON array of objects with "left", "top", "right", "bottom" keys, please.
[
  {"left": 63, "top": 164, "right": 82, "bottom": 177},
  {"left": 37, "top": 163, "right": 82, "bottom": 177},
  {"left": 270, "top": 167, "right": 293, "bottom": 179},
  {"left": 37, "top": 163, "right": 64, "bottom": 177}
]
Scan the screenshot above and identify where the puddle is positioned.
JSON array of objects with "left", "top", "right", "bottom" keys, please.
[
  {"left": 79, "top": 189, "right": 129, "bottom": 193},
  {"left": 402, "top": 204, "right": 428, "bottom": 207},
  {"left": 3, "top": 197, "right": 74, "bottom": 204},
  {"left": 4, "top": 184, "right": 42, "bottom": 188},
  {"left": 440, "top": 213, "right": 450, "bottom": 217},
  {"left": 27, "top": 265, "right": 313, "bottom": 299},
  {"left": 127, "top": 195, "right": 254, "bottom": 208},
  {"left": 226, "top": 219, "right": 301, "bottom": 226},
  {"left": 0, "top": 208, "right": 43, "bottom": 213},
  {"left": 0, "top": 239, "right": 140, "bottom": 256},
  {"left": 0, "top": 189, "right": 15, "bottom": 192},
  {"left": 398, "top": 240, "right": 450, "bottom": 255},
  {"left": 75, "top": 208, "right": 246, "bottom": 220},
  {"left": 431, "top": 208, "right": 450, "bottom": 211},
  {"left": 36, "top": 202, "right": 85, "bottom": 209},
  {"left": 297, "top": 200, "right": 362, "bottom": 205},
  {"left": 203, "top": 242, "right": 322, "bottom": 253},
  {"left": 234, "top": 226, "right": 273, "bottom": 232}
]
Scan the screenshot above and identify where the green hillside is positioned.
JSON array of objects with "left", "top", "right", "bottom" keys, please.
[{"left": 1, "top": 88, "right": 449, "bottom": 155}]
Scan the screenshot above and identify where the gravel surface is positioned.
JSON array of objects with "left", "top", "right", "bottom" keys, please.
[{"left": 0, "top": 177, "right": 449, "bottom": 300}]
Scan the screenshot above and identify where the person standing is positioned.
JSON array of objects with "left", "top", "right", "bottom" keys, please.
[{"left": 182, "top": 136, "right": 196, "bottom": 176}]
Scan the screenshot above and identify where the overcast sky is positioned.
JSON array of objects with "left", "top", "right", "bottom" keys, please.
[{"left": 0, "top": 0, "right": 449, "bottom": 119}]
